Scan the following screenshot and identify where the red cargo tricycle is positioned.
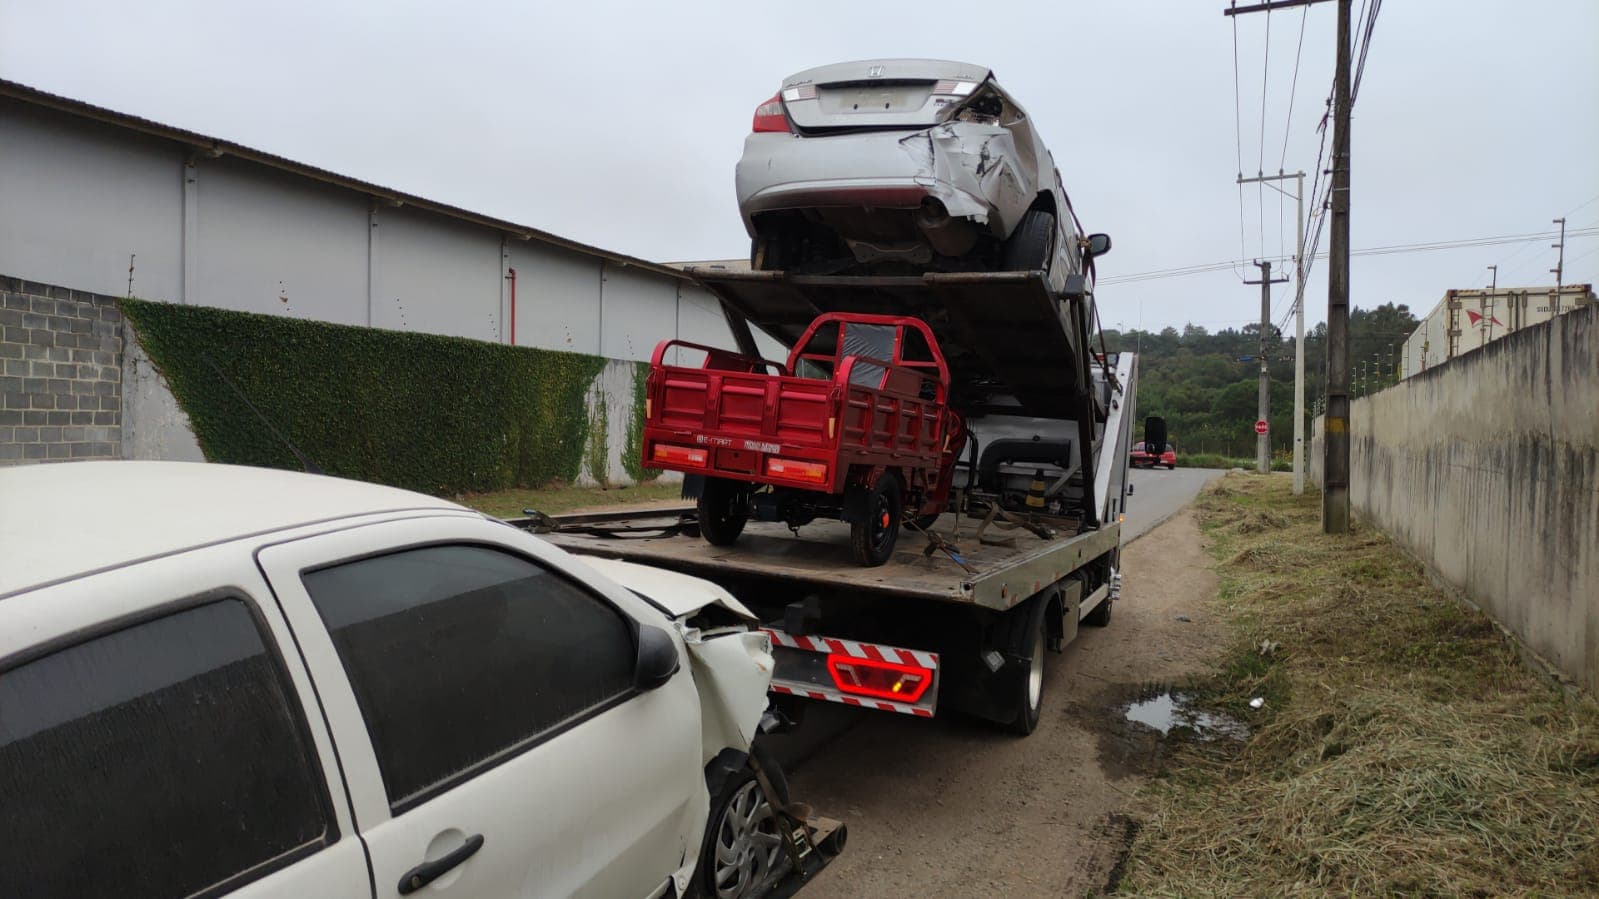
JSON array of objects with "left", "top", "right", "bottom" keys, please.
[{"left": 641, "top": 312, "right": 966, "bottom": 566}]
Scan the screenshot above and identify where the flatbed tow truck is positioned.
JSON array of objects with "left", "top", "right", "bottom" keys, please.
[{"left": 516, "top": 266, "right": 1137, "bottom": 734}]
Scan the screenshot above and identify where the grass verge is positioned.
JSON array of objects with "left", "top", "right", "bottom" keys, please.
[
  {"left": 1177, "top": 452, "right": 1291, "bottom": 472},
  {"left": 456, "top": 480, "right": 683, "bottom": 519},
  {"left": 1118, "top": 473, "right": 1599, "bottom": 896}
]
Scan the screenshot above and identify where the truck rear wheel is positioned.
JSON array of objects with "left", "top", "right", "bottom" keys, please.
[
  {"left": 698, "top": 478, "right": 749, "bottom": 546},
  {"left": 850, "top": 474, "right": 901, "bottom": 566},
  {"left": 1004, "top": 597, "right": 1049, "bottom": 735}
]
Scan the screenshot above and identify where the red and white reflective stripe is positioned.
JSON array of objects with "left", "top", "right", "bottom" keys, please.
[
  {"left": 760, "top": 628, "right": 939, "bottom": 670},
  {"left": 770, "top": 683, "right": 934, "bottom": 718}
]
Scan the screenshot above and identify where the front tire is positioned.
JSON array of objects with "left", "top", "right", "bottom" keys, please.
[
  {"left": 698, "top": 478, "right": 749, "bottom": 546},
  {"left": 850, "top": 474, "right": 902, "bottom": 566},
  {"left": 694, "top": 748, "right": 790, "bottom": 899}
]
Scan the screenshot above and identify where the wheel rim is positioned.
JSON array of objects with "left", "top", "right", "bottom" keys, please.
[
  {"left": 713, "top": 781, "right": 784, "bottom": 899},
  {"left": 1026, "top": 627, "right": 1045, "bottom": 712},
  {"left": 870, "top": 492, "right": 894, "bottom": 554}
]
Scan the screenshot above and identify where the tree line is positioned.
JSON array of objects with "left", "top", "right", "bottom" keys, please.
[{"left": 1104, "top": 302, "right": 1418, "bottom": 456}]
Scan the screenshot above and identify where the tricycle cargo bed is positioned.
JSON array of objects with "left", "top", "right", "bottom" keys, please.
[{"left": 527, "top": 508, "right": 1120, "bottom": 612}]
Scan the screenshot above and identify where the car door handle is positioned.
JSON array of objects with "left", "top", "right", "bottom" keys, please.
[{"left": 398, "top": 833, "right": 485, "bottom": 895}]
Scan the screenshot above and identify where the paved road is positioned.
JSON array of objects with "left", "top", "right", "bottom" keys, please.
[
  {"left": 765, "top": 465, "right": 1226, "bottom": 776},
  {"left": 1122, "top": 466, "right": 1226, "bottom": 542}
]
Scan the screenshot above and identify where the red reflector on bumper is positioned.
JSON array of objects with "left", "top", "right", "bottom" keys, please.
[
  {"left": 651, "top": 444, "right": 707, "bottom": 467},
  {"left": 826, "top": 653, "right": 932, "bottom": 703},
  {"left": 767, "top": 457, "right": 828, "bottom": 484}
]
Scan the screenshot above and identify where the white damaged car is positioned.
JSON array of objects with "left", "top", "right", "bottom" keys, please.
[
  {"left": 0, "top": 461, "right": 831, "bottom": 899},
  {"left": 737, "top": 58, "right": 1102, "bottom": 282}
]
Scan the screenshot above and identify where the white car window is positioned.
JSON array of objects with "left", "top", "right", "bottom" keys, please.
[
  {"left": 300, "top": 544, "right": 637, "bottom": 812},
  {"left": 0, "top": 598, "right": 334, "bottom": 897}
]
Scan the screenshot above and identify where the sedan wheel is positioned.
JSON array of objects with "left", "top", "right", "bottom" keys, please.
[{"left": 711, "top": 780, "right": 785, "bottom": 899}]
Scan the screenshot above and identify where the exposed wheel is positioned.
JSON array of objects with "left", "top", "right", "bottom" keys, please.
[
  {"left": 1003, "top": 597, "right": 1050, "bottom": 735},
  {"left": 1083, "top": 590, "right": 1114, "bottom": 627},
  {"left": 693, "top": 747, "right": 790, "bottom": 899},
  {"left": 849, "top": 473, "right": 902, "bottom": 566},
  {"left": 1000, "top": 208, "right": 1057, "bottom": 273},
  {"left": 697, "top": 478, "right": 748, "bottom": 546}
]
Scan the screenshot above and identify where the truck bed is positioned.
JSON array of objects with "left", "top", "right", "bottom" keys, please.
[{"left": 530, "top": 508, "right": 1120, "bottom": 613}]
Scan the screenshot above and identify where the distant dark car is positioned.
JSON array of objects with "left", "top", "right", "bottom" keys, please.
[{"left": 1130, "top": 442, "right": 1176, "bottom": 469}]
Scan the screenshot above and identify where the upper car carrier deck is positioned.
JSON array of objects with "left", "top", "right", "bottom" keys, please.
[{"left": 531, "top": 509, "right": 1121, "bottom": 613}]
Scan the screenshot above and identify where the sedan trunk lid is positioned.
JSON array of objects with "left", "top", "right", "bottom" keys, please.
[{"left": 782, "top": 58, "right": 991, "bottom": 131}]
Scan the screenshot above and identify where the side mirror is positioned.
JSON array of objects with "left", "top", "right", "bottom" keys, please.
[
  {"left": 634, "top": 626, "right": 681, "bottom": 691},
  {"left": 1084, "top": 233, "right": 1112, "bottom": 258}
]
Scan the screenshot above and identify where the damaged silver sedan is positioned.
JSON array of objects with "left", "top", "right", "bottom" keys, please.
[{"left": 737, "top": 58, "right": 1085, "bottom": 283}]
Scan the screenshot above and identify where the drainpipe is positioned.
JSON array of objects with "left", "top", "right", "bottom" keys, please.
[{"left": 506, "top": 267, "right": 518, "bottom": 345}]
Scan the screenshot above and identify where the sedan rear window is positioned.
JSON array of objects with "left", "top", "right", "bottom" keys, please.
[{"left": 0, "top": 599, "right": 332, "bottom": 898}]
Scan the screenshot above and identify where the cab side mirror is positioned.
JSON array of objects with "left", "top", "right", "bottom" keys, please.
[
  {"left": 1085, "top": 233, "right": 1112, "bottom": 259},
  {"left": 634, "top": 625, "right": 681, "bottom": 691}
]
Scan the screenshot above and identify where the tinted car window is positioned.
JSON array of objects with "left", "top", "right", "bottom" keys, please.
[
  {"left": 302, "top": 544, "right": 637, "bottom": 810},
  {"left": 0, "top": 599, "right": 332, "bottom": 899}
]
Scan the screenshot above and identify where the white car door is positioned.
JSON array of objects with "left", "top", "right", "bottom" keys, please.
[{"left": 256, "top": 514, "right": 708, "bottom": 899}]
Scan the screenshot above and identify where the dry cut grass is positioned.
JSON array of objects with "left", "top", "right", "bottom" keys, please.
[{"left": 1119, "top": 474, "right": 1599, "bottom": 897}]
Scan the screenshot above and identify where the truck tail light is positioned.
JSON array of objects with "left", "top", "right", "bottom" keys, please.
[
  {"left": 752, "top": 93, "right": 791, "bottom": 133},
  {"left": 652, "top": 444, "right": 708, "bottom": 467},
  {"left": 827, "top": 654, "right": 933, "bottom": 703},
  {"left": 767, "top": 457, "right": 828, "bottom": 484}
]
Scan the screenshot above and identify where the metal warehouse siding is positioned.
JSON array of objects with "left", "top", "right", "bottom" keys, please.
[
  {"left": 0, "top": 99, "right": 184, "bottom": 302},
  {"left": 0, "top": 80, "right": 752, "bottom": 362}
]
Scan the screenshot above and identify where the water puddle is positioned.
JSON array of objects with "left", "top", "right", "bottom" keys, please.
[{"left": 1122, "top": 688, "right": 1250, "bottom": 741}]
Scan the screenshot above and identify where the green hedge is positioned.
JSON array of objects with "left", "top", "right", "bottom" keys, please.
[{"left": 123, "top": 300, "right": 606, "bottom": 494}]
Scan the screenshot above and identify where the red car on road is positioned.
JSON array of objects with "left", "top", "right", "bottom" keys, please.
[{"left": 1130, "top": 441, "right": 1176, "bottom": 469}]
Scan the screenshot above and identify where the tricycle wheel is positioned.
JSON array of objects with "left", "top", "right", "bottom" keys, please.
[
  {"left": 698, "top": 478, "right": 749, "bottom": 546},
  {"left": 850, "top": 474, "right": 901, "bottom": 566}
]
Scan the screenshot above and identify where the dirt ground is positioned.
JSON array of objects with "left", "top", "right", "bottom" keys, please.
[{"left": 787, "top": 509, "right": 1223, "bottom": 898}]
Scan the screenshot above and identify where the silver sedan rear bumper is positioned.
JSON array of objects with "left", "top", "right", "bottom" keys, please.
[{"left": 736, "top": 123, "right": 1030, "bottom": 239}]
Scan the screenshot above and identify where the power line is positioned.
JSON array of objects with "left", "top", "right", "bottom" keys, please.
[
  {"left": 1099, "top": 227, "right": 1598, "bottom": 285},
  {"left": 1231, "top": 13, "right": 1250, "bottom": 280},
  {"left": 1278, "top": 7, "right": 1310, "bottom": 172}
]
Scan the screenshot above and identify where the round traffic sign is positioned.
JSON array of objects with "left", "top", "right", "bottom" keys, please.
[{"left": 1254, "top": 419, "right": 1268, "bottom": 434}]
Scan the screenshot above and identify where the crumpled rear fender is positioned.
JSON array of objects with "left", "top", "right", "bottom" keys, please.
[{"left": 899, "top": 122, "right": 1039, "bottom": 236}]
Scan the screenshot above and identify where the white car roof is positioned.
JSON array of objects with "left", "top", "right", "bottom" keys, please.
[{"left": 0, "top": 461, "right": 466, "bottom": 596}]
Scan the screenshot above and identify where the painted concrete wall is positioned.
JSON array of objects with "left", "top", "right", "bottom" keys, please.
[{"left": 1311, "top": 305, "right": 1599, "bottom": 692}]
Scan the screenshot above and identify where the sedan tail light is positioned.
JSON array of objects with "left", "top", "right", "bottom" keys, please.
[
  {"left": 826, "top": 654, "right": 933, "bottom": 703},
  {"left": 752, "top": 93, "right": 791, "bottom": 133}
]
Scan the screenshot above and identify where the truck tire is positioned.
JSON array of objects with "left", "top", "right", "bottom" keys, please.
[
  {"left": 691, "top": 744, "right": 790, "bottom": 899},
  {"left": 850, "top": 473, "right": 902, "bottom": 566},
  {"left": 1002, "top": 596, "right": 1050, "bottom": 735},
  {"left": 698, "top": 478, "right": 748, "bottom": 546},
  {"left": 1000, "top": 208, "right": 1056, "bottom": 273},
  {"left": 1082, "top": 591, "right": 1113, "bottom": 627}
]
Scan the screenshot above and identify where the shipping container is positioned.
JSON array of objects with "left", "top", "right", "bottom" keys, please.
[{"left": 1401, "top": 283, "right": 1596, "bottom": 378}]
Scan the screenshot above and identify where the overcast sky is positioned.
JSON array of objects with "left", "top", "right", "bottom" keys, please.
[{"left": 3, "top": 0, "right": 1596, "bottom": 332}]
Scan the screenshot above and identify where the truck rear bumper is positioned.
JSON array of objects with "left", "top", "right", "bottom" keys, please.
[{"left": 763, "top": 627, "right": 941, "bottom": 718}]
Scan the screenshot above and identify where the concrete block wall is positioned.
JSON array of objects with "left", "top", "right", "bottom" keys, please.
[
  {"left": 0, "top": 277, "right": 123, "bottom": 464},
  {"left": 1310, "top": 304, "right": 1599, "bottom": 693}
]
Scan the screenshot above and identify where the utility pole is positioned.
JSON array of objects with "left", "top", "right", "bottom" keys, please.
[
  {"left": 1224, "top": 0, "right": 1345, "bottom": 528},
  {"left": 1552, "top": 217, "right": 1566, "bottom": 313},
  {"left": 1487, "top": 264, "right": 1498, "bottom": 342},
  {"left": 1239, "top": 171, "right": 1308, "bottom": 492},
  {"left": 1245, "top": 260, "right": 1289, "bottom": 473}
]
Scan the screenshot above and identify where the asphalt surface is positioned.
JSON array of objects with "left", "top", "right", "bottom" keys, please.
[
  {"left": 1121, "top": 466, "right": 1226, "bottom": 543},
  {"left": 765, "top": 465, "right": 1225, "bottom": 775}
]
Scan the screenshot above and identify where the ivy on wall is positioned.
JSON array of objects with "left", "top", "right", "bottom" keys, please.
[
  {"left": 121, "top": 299, "right": 606, "bottom": 494},
  {"left": 623, "top": 361, "right": 662, "bottom": 483}
]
